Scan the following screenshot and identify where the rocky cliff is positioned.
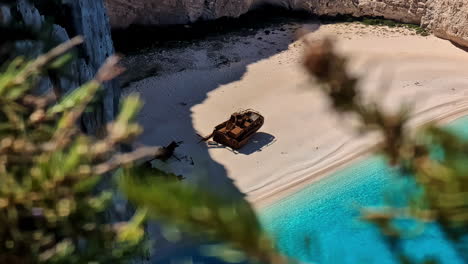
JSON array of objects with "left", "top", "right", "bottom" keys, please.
[
  {"left": 423, "top": 0, "right": 468, "bottom": 47},
  {"left": 104, "top": 0, "right": 468, "bottom": 48},
  {"left": 104, "top": 0, "right": 426, "bottom": 27},
  {"left": 1, "top": 0, "right": 137, "bottom": 229},
  {"left": 2, "top": 0, "right": 118, "bottom": 135}
]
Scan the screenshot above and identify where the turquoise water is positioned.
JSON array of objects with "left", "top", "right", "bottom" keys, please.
[{"left": 259, "top": 117, "right": 468, "bottom": 264}]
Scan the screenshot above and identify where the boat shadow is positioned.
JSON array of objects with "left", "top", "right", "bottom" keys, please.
[
  {"left": 206, "top": 132, "right": 277, "bottom": 155},
  {"left": 116, "top": 10, "right": 321, "bottom": 263}
]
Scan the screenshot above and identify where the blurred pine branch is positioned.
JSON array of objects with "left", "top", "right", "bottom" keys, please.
[
  {"left": 0, "top": 35, "right": 288, "bottom": 264},
  {"left": 303, "top": 38, "right": 468, "bottom": 263}
]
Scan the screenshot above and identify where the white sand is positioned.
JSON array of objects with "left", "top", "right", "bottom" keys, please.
[{"left": 125, "top": 23, "right": 468, "bottom": 208}]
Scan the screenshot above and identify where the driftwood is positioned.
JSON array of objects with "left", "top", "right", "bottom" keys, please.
[
  {"left": 149, "top": 141, "right": 181, "bottom": 162},
  {"left": 141, "top": 141, "right": 184, "bottom": 180}
]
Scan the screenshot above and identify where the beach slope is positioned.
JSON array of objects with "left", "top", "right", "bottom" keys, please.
[{"left": 125, "top": 23, "right": 468, "bottom": 207}]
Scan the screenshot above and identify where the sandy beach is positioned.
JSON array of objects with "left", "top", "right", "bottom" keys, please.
[{"left": 123, "top": 22, "right": 468, "bottom": 209}]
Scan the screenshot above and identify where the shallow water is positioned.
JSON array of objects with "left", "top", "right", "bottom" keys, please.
[{"left": 259, "top": 117, "right": 468, "bottom": 264}]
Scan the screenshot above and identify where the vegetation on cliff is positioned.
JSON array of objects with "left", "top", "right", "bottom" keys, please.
[
  {"left": 2, "top": 1, "right": 468, "bottom": 263},
  {"left": 0, "top": 37, "right": 145, "bottom": 263},
  {"left": 0, "top": 34, "right": 287, "bottom": 263},
  {"left": 4, "top": 35, "right": 468, "bottom": 264}
]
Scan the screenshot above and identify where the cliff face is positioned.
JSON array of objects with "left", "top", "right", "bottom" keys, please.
[
  {"left": 105, "top": 0, "right": 427, "bottom": 27},
  {"left": 104, "top": 0, "right": 254, "bottom": 27},
  {"left": 3, "top": 0, "right": 135, "bottom": 227},
  {"left": 4, "top": 0, "right": 118, "bottom": 135},
  {"left": 104, "top": 0, "right": 468, "bottom": 48},
  {"left": 293, "top": 0, "right": 426, "bottom": 24},
  {"left": 423, "top": 0, "right": 468, "bottom": 47}
]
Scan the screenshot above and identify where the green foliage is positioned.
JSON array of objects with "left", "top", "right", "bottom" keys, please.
[
  {"left": 119, "top": 167, "right": 286, "bottom": 264},
  {"left": 4, "top": 9, "right": 445, "bottom": 263},
  {"left": 0, "top": 38, "right": 147, "bottom": 263},
  {"left": 358, "top": 18, "right": 430, "bottom": 36},
  {"left": 412, "top": 127, "right": 468, "bottom": 236},
  {"left": 0, "top": 36, "right": 290, "bottom": 264},
  {"left": 304, "top": 39, "right": 468, "bottom": 263}
]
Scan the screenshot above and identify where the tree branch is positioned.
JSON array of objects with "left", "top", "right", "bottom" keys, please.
[{"left": 93, "top": 146, "right": 166, "bottom": 174}]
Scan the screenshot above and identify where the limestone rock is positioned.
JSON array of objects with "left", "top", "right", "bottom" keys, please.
[
  {"left": 104, "top": 0, "right": 468, "bottom": 48},
  {"left": 424, "top": 0, "right": 468, "bottom": 47},
  {"left": 0, "top": 4, "right": 11, "bottom": 24},
  {"left": 104, "top": 0, "right": 253, "bottom": 28},
  {"left": 297, "top": 0, "right": 426, "bottom": 24},
  {"left": 10, "top": 0, "right": 118, "bottom": 134},
  {"left": 104, "top": 0, "right": 427, "bottom": 27}
]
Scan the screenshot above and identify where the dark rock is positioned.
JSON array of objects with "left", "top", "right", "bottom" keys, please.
[{"left": 11, "top": 0, "right": 118, "bottom": 135}]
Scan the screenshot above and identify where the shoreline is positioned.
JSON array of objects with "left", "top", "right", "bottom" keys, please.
[
  {"left": 257, "top": 119, "right": 468, "bottom": 264},
  {"left": 124, "top": 21, "right": 468, "bottom": 212},
  {"left": 254, "top": 111, "right": 468, "bottom": 209}
]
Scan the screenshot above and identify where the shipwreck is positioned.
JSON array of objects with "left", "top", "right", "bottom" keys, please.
[{"left": 200, "top": 109, "right": 265, "bottom": 150}]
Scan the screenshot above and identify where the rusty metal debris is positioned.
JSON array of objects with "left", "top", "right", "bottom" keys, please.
[{"left": 199, "top": 109, "right": 265, "bottom": 150}]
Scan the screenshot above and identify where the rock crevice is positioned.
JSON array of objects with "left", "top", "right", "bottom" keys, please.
[{"left": 3, "top": 0, "right": 118, "bottom": 135}]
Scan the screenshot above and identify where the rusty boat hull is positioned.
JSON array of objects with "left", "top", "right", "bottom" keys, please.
[{"left": 203, "top": 110, "right": 265, "bottom": 150}]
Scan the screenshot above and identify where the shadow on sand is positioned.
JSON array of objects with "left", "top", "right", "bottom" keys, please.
[
  {"left": 207, "top": 132, "right": 277, "bottom": 155},
  {"left": 450, "top": 40, "right": 468, "bottom": 52},
  {"left": 115, "top": 7, "right": 320, "bottom": 264}
]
